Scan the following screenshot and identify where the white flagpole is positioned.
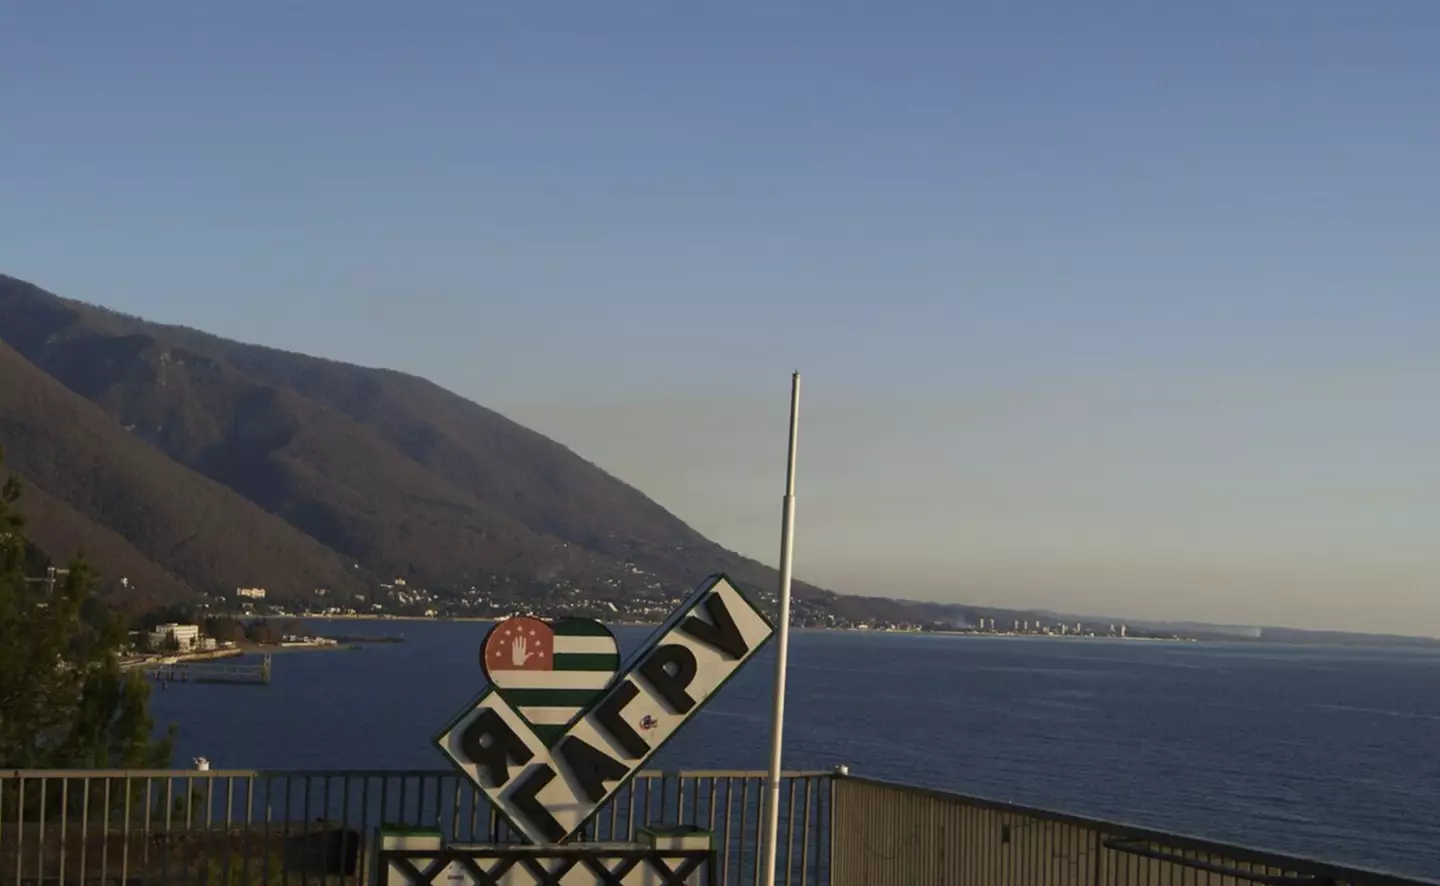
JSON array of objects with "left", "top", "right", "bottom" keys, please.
[{"left": 760, "top": 371, "right": 800, "bottom": 886}]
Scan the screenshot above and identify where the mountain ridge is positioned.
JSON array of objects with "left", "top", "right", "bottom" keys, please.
[
  {"left": 0, "top": 273, "right": 835, "bottom": 613},
  {"left": 5, "top": 273, "right": 1434, "bottom": 642}
]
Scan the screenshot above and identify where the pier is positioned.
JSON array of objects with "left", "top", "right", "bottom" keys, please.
[{"left": 143, "top": 653, "right": 271, "bottom": 684}]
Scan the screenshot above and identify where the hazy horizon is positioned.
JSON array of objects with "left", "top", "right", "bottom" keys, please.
[{"left": 3, "top": 3, "right": 1435, "bottom": 636}]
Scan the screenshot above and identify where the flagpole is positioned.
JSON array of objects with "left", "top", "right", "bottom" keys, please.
[{"left": 760, "top": 371, "right": 800, "bottom": 886}]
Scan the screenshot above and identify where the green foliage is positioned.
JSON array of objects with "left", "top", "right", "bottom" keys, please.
[
  {"left": 197, "top": 858, "right": 247, "bottom": 886},
  {"left": 237, "top": 617, "right": 306, "bottom": 645},
  {"left": 245, "top": 618, "right": 283, "bottom": 644},
  {"left": 203, "top": 615, "right": 248, "bottom": 643},
  {"left": 0, "top": 445, "right": 174, "bottom": 769},
  {"left": 136, "top": 601, "right": 200, "bottom": 630}
]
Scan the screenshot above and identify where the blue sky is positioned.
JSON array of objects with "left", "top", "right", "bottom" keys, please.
[{"left": 3, "top": 2, "right": 1436, "bottom": 633}]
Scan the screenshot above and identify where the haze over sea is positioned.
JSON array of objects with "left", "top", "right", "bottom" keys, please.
[{"left": 151, "top": 621, "right": 1440, "bottom": 881}]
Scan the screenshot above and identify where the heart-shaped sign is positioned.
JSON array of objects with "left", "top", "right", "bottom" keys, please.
[{"left": 479, "top": 616, "right": 621, "bottom": 745}]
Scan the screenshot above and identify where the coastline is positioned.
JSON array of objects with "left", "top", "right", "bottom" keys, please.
[
  {"left": 124, "top": 641, "right": 354, "bottom": 669},
  {"left": 234, "top": 613, "right": 1193, "bottom": 641},
  {"left": 923, "top": 630, "right": 1199, "bottom": 643},
  {"left": 236, "top": 640, "right": 355, "bottom": 654},
  {"left": 277, "top": 613, "right": 667, "bottom": 629}
]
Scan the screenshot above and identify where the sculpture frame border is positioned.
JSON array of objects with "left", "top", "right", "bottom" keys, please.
[{"left": 433, "top": 573, "right": 777, "bottom": 845}]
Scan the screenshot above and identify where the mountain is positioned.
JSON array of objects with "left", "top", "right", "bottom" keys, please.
[
  {"left": 0, "top": 274, "right": 834, "bottom": 612},
  {"left": 0, "top": 335, "right": 367, "bottom": 608}
]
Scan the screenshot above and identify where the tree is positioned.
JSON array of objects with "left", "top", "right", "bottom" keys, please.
[
  {"left": 0, "top": 446, "right": 174, "bottom": 769},
  {"left": 276, "top": 617, "right": 308, "bottom": 638},
  {"left": 246, "top": 619, "right": 278, "bottom": 644},
  {"left": 136, "top": 602, "right": 198, "bottom": 631},
  {"left": 202, "top": 615, "right": 247, "bottom": 643}
]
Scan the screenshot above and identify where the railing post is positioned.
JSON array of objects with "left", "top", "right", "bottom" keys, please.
[
  {"left": 829, "top": 766, "right": 847, "bottom": 886},
  {"left": 1092, "top": 825, "right": 1105, "bottom": 885}
]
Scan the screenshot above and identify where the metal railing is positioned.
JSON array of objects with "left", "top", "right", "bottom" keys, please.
[
  {"left": 0, "top": 769, "right": 829, "bottom": 886},
  {"left": 830, "top": 775, "right": 1437, "bottom": 886},
  {"left": 4, "top": 769, "right": 1435, "bottom": 886}
]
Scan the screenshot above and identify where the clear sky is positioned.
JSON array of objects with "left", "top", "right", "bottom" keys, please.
[{"left": 2, "top": 2, "right": 1436, "bottom": 635}]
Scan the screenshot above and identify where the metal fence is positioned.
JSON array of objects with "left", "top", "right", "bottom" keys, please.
[
  {"left": 0, "top": 769, "right": 830, "bottom": 886},
  {"left": 830, "top": 775, "right": 1436, "bottom": 886},
  {"left": 4, "top": 769, "right": 1435, "bottom": 886}
]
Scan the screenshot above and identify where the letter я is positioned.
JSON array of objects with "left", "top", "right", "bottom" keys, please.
[{"left": 458, "top": 708, "right": 533, "bottom": 786}]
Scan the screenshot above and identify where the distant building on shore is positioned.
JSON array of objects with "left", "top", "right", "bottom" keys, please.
[
  {"left": 236, "top": 587, "right": 266, "bottom": 600},
  {"left": 150, "top": 623, "right": 201, "bottom": 650}
]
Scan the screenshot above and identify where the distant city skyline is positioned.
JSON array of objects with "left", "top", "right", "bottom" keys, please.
[{"left": 2, "top": 2, "right": 1436, "bottom": 635}]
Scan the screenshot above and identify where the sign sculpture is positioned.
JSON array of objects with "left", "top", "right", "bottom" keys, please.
[{"left": 435, "top": 573, "right": 776, "bottom": 846}]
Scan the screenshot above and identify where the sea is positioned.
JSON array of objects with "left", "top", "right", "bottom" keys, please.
[{"left": 147, "top": 620, "right": 1440, "bottom": 880}]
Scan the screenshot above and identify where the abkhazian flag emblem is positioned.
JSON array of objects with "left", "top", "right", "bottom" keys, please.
[{"left": 480, "top": 616, "right": 621, "bottom": 745}]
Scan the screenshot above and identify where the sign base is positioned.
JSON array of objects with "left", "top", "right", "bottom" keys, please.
[{"left": 373, "top": 828, "right": 714, "bottom": 886}]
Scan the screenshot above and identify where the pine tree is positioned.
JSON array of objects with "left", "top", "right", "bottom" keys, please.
[{"left": 0, "top": 445, "right": 174, "bottom": 769}]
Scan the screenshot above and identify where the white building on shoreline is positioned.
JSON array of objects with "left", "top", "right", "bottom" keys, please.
[{"left": 149, "top": 623, "right": 201, "bottom": 650}]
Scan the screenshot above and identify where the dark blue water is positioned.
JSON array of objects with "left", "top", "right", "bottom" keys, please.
[{"left": 148, "top": 621, "right": 1440, "bottom": 880}]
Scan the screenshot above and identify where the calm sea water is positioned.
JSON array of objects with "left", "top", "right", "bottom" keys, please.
[{"left": 147, "top": 620, "right": 1440, "bottom": 880}]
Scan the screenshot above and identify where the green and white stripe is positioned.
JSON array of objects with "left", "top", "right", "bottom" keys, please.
[{"left": 521, "top": 619, "right": 618, "bottom": 743}]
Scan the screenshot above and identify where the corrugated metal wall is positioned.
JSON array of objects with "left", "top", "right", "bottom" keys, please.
[{"left": 830, "top": 776, "right": 1427, "bottom": 886}]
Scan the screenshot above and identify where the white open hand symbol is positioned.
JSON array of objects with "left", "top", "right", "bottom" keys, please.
[{"left": 510, "top": 636, "right": 531, "bottom": 666}]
